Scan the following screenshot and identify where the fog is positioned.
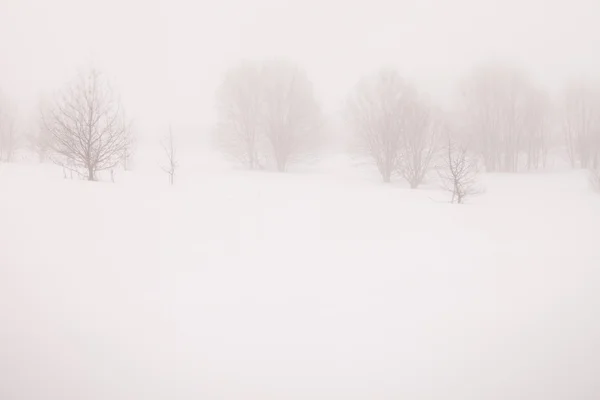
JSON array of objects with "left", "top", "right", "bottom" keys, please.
[
  {"left": 1, "top": 0, "right": 600, "bottom": 399},
  {"left": 2, "top": 0, "right": 599, "bottom": 135}
]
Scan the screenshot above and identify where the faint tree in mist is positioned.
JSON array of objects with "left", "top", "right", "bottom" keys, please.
[
  {"left": 461, "top": 65, "right": 550, "bottom": 172},
  {"left": 397, "top": 101, "right": 441, "bottom": 188},
  {"left": 438, "top": 139, "right": 480, "bottom": 204},
  {"left": 27, "top": 124, "right": 52, "bottom": 163},
  {"left": 346, "top": 69, "right": 438, "bottom": 186},
  {"left": 215, "top": 60, "right": 322, "bottom": 172},
  {"left": 43, "top": 69, "right": 129, "bottom": 181},
  {"left": 562, "top": 81, "right": 600, "bottom": 169},
  {"left": 161, "top": 127, "right": 178, "bottom": 185},
  {"left": 215, "top": 62, "right": 264, "bottom": 170},
  {"left": 0, "top": 94, "right": 18, "bottom": 162},
  {"left": 346, "top": 70, "right": 412, "bottom": 183},
  {"left": 261, "top": 61, "right": 323, "bottom": 172}
]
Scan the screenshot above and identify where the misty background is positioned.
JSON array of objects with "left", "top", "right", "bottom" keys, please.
[{"left": 1, "top": 0, "right": 599, "bottom": 141}]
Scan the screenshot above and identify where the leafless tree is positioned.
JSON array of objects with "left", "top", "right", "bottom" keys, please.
[
  {"left": 0, "top": 94, "right": 18, "bottom": 162},
  {"left": 438, "top": 139, "right": 480, "bottom": 204},
  {"left": 461, "top": 65, "right": 549, "bottom": 173},
  {"left": 346, "top": 69, "right": 417, "bottom": 183},
  {"left": 397, "top": 101, "right": 441, "bottom": 188},
  {"left": 43, "top": 69, "right": 129, "bottom": 181},
  {"left": 215, "top": 60, "right": 322, "bottom": 172},
  {"left": 261, "top": 60, "right": 323, "bottom": 172},
  {"left": 562, "top": 81, "right": 600, "bottom": 169},
  {"left": 161, "top": 127, "right": 178, "bottom": 185},
  {"left": 215, "top": 62, "right": 264, "bottom": 170}
]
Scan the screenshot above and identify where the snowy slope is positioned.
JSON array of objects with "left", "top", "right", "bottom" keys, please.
[{"left": 1, "top": 156, "right": 599, "bottom": 400}]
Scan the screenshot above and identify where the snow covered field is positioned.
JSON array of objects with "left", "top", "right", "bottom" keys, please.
[{"left": 1, "top": 152, "right": 600, "bottom": 400}]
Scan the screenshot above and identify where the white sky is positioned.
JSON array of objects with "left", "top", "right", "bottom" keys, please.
[{"left": 1, "top": 0, "right": 599, "bottom": 138}]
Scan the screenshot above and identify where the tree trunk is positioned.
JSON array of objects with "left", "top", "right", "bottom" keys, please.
[
  {"left": 382, "top": 169, "right": 391, "bottom": 183},
  {"left": 276, "top": 156, "right": 286, "bottom": 172},
  {"left": 87, "top": 166, "right": 95, "bottom": 181}
]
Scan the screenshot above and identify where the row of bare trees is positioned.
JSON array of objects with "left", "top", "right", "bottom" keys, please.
[
  {"left": 343, "top": 69, "right": 480, "bottom": 201},
  {"left": 216, "top": 61, "right": 600, "bottom": 182},
  {"left": 2, "top": 61, "right": 599, "bottom": 194},
  {"left": 214, "top": 62, "right": 442, "bottom": 186},
  {"left": 458, "top": 66, "right": 552, "bottom": 172},
  {"left": 215, "top": 63, "right": 481, "bottom": 201},
  {"left": 458, "top": 66, "right": 600, "bottom": 173}
]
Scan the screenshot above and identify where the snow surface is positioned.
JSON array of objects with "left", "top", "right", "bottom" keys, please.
[{"left": 1, "top": 151, "right": 600, "bottom": 400}]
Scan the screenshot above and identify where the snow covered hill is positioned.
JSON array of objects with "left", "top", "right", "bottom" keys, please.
[{"left": 1, "top": 155, "right": 599, "bottom": 400}]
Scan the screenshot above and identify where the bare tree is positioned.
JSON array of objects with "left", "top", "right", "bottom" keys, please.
[
  {"left": 43, "top": 69, "right": 129, "bottom": 181},
  {"left": 461, "top": 65, "right": 548, "bottom": 172},
  {"left": 562, "top": 81, "right": 600, "bottom": 169},
  {"left": 397, "top": 101, "right": 441, "bottom": 188},
  {"left": 215, "top": 62, "right": 264, "bottom": 169},
  {"left": 0, "top": 94, "right": 18, "bottom": 162},
  {"left": 346, "top": 69, "right": 417, "bottom": 183},
  {"left": 438, "top": 139, "right": 480, "bottom": 204},
  {"left": 215, "top": 60, "right": 322, "bottom": 172},
  {"left": 161, "top": 127, "right": 178, "bottom": 185},
  {"left": 261, "top": 60, "right": 322, "bottom": 172}
]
